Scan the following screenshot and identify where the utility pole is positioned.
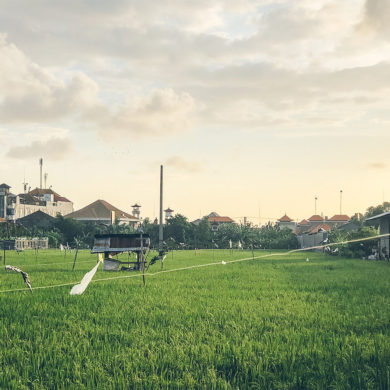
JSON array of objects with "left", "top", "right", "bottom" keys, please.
[
  {"left": 159, "top": 165, "right": 164, "bottom": 266},
  {"left": 315, "top": 196, "right": 318, "bottom": 215},
  {"left": 340, "top": 190, "right": 343, "bottom": 215},
  {"left": 39, "top": 158, "right": 43, "bottom": 189}
]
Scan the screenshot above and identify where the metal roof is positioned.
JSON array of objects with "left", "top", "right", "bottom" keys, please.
[{"left": 365, "top": 211, "right": 390, "bottom": 221}]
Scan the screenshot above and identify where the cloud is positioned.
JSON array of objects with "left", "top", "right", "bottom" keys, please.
[
  {"left": 165, "top": 156, "right": 202, "bottom": 173},
  {"left": 99, "top": 88, "right": 195, "bottom": 139},
  {"left": 0, "top": 35, "right": 102, "bottom": 123},
  {"left": 359, "top": 0, "right": 390, "bottom": 39},
  {"left": 6, "top": 137, "right": 73, "bottom": 160},
  {"left": 367, "top": 162, "right": 387, "bottom": 169}
]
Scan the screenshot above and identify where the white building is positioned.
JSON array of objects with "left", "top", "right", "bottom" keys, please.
[{"left": 0, "top": 184, "right": 73, "bottom": 220}]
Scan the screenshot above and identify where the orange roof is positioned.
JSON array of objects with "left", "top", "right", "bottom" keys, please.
[
  {"left": 299, "top": 219, "right": 309, "bottom": 225},
  {"left": 208, "top": 216, "right": 235, "bottom": 223},
  {"left": 278, "top": 214, "right": 293, "bottom": 222},
  {"left": 308, "top": 215, "right": 324, "bottom": 222},
  {"left": 0, "top": 217, "right": 6, "bottom": 223},
  {"left": 328, "top": 214, "right": 350, "bottom": 221},
  {"left": 308, "top": 224, "right": 330, "bottom": 234}
]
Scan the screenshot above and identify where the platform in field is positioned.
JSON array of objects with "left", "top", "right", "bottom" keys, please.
[{"left": 91, "top": 233, "right": 151, "bottom": 253}]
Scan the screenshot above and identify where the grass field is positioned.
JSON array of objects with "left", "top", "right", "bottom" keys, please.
[{"left": 1, "top": 248, "right": 390, "bottom": 389}]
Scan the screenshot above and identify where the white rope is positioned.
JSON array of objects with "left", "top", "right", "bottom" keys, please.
[{"left": 1, "top": 233, "right": 389, "bottom": 294}]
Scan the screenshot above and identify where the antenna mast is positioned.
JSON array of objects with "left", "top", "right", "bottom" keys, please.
[
  {"left": 39, "top": 158, "right": 43, "bottom": 189},
  {"left": 340, "top": 190, "right": 343, "bottom": 215}
]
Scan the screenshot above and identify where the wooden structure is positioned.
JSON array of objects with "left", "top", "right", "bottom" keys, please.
[{"left": 91, "top": 233, "right": 151, "bottom": 271}]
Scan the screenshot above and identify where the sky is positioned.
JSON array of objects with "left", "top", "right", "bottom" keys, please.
[{"left": 0, "top": 0, "right": 390, "bottom": 224}]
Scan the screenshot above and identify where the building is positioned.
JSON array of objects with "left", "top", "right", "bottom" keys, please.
[
  {"left": 296, "top": 224, "right": 330, "bottom": 249},
  {"left": 66, "top": 199, "right": 139, "bottom": 226},
  {"left": 326, "top": 214, "right": 351, "bottom": 228},
  {"left": 366, "top": 211, "right": 390, "bottom": 260},
  {"left": 164, "top": 207, "right": 174, "bottom": 221},
  {"left": 276, "top": 214, "right": 297, "bottom": 231},
  {"left": 207, "top": 212, "right": 235, "bottom": 232},
  {"left": 0, "top": 183, "right": 73, "bottom": 220},
  {"left": 17, "top": 210, "right": 55, "bottom": 229}
]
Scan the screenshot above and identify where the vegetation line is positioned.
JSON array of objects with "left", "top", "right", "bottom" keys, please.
[{"left": 2, "top": 233, "right": 389, "bottom": 294}]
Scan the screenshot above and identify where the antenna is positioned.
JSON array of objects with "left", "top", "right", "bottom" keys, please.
[
  {"left": 39, "top": 158, "right": 43, "bottom": 189},
  {"left": 44, "top": 173, "right": 48, "bottom": 189},
  {"left": 315, "top": 196, "right": 318, "bottom": 215},
  {"left": 340, "top": 190, "right": 343, "bottom": 215}
]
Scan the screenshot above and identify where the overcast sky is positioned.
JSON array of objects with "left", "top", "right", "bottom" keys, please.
[{"left": 1, "top": 0, "right": 389, "bottom": 223}]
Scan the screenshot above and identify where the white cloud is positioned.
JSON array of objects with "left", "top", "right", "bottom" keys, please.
[
  {"left": 0, "top": 35, "right": 102, "bottom": 123},
  {"left": 165, "top": 155, "right": 202, "bottom": 173},
  {"left": 6, "top": 136, "right": 73, "bottom": 160},
  {"left": 99, "top": 88, "right": 195, "bottom": 139}
]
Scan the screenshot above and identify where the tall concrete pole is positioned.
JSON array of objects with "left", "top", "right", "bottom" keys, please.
[
  {"left": 315, "top": 196, "right": 318, "bottom": 215},
  {"left": 39, "top": 158, "right": 43, "bottom": 189},
  {"left": 159, "top": 165, "right": 163, "bottom": 251},
  {"left": 340, "top": 190, "right": 343, "bottom": 215}
]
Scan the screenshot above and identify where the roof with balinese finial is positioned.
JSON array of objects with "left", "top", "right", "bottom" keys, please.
[{"left": 278, "top": 214, "right": 293, "bottom": 222}]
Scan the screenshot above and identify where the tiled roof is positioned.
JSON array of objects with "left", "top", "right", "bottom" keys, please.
[
  {"left": 299, "top": 219, "right": 309, "bottom": 225},
  {"left": 328, "top": 214, "right": 350, "bottom": 221},
  {"left": 208, "top": 216, "right": 235, "bottom": 223},
  {"left": 278, "top": 214, "right": 293, "bottom": 222},
  {"left": 164, "top": 208, "right": 174, "bottom": 212},
  {"left": 0, "top": 183, "right": 11, "bottom": 189},
  {"left": 308, "top": 214, "right": 324, "bottom": 222},
  {"left": 0, "top": 217, "right": 6, "bottom": 223},
  {"left": 308, "top": 224, "right": 330, "bottom": 234},
  {"left": 65, "top": 199, "right": 138, "bottom": 221}
]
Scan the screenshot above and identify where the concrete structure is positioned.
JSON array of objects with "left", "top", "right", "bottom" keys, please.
[
  {"left": 164, "top": 207, "right": 174, "bottom": 221},
  {"left": 366, "top": 211, "right": 390, "bottom": 260},
  {"left": 297, "top": 224, "right": 330, "bottom": 249},
  {"left": 0, "top": 183, "right": 73, "bottom": 220},
  {"left": 66, "top": 199, "right": 139, "bottom": 226},
  {"left": 131, "top": 203, "right": 141, "bottom": 219}
]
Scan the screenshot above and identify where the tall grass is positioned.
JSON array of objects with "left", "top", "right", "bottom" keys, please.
[{"left": 1, "top": 249, "right": 389, "bottom": 389}]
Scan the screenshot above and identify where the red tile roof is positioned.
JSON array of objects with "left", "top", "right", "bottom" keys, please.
[
  {"left": 308, "top": 215, "right": 324, "bottom": 222},
  {"left": 308, "top": 224, "right": 330, "bottom": 234},
  {"left": 328, "top": 214, "right": 350, "bottom": 221},
  {"left": 278, "top": 214, "right": 293, "bottom": 222},
  {"left": 208, "top": 216, "right": 235, "bottom": 223},
  {"left": 0, "top": 217, "right": 6, "bottom": 223},
  {"left": 299, "top": 219, "right": 309, "bottom": 225}
]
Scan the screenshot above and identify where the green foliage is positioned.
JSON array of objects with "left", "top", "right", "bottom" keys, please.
[
  {"left": 365, "top": 202, "right": 390, "bottom": 220},
  {"left": 1, "top": 249, "right": 390, "bottom": 389},
  {"left": 328, "top": 226, "right": 378, "bottom": 258}
]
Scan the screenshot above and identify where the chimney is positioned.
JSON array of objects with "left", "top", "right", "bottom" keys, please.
[{"left": 44, "top": 173, "right": 48, "bottom": 189}]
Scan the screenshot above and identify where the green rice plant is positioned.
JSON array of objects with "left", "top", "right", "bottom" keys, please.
[{"left": 0, "top": 248, "right": 389, "bottom": 389}]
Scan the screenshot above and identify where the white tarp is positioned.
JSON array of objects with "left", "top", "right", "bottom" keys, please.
[{"left": 70, "top": 261, "right": 101, "bottom": 295}]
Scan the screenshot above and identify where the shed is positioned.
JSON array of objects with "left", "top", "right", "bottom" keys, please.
[{"left": 365, "top": 212, "right": 390, "bottom": 260}]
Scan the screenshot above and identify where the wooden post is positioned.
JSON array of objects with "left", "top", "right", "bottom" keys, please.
[{"left": 72, "top": 245, "right": 79, "bottom": 271}]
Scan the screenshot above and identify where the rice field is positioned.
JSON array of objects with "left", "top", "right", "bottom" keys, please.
[{"left": 1, "top": 248, "right": 390, "bottom": 389}]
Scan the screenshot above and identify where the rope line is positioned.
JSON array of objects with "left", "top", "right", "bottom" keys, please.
[{"left": 1, "top": 233, "right": 389, "bottom": 294}]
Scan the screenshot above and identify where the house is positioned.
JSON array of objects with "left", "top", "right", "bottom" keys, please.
[
  {"left": 207, "top": 212, "right": 235, "bottom": 232},
  {"left": 17, "top": 210, "right": 55, "bottom": 229},
  {"left": 276, "top": 214, "right": 296, "bottom": 231},
  {"left": 365, "top": 211, "right": 390, "bottom": 260},
  {"left": 0, "top": 183, "right": 73, "bottom": 220},
  {"left": 65, "top": 199, "right": 139, "bottom": 226},
  {"left": 296, "top": 224, "right": 330, "bottom": 249},
  {"left": 326, "top": 214, "right": 350, "bottom": 228}
]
